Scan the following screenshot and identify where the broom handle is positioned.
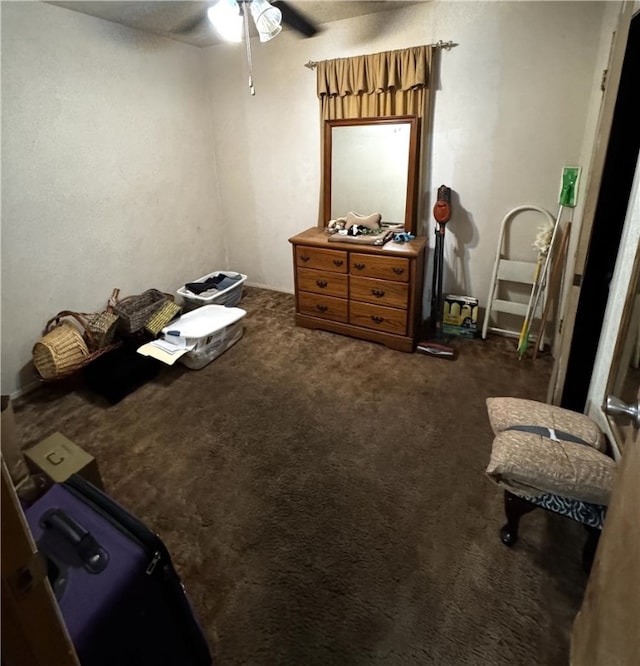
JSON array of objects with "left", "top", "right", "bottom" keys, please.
[
  {"left": 517, "top": 205, "right": 564, "bottom": 358},
  {"left": 533, "top": 222, "right": 571, "bottom": 359},
  {"left": 526, "top": 205, "right": 564, "bottom": 336},
  {"left": 517, "top": 252, "right": 544, "bottom": 351}
]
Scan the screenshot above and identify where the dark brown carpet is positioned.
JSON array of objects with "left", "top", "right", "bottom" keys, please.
[{"left": 14, "top": 287, "right": 589, "bottom": 665}]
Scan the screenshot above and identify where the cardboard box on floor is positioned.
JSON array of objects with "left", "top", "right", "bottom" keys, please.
[
  {"left": 24, "top": 432, "right": 104, "bottom": 490},
  {"left": 442, "top": 294, "right": 479, "bottom": 339}
]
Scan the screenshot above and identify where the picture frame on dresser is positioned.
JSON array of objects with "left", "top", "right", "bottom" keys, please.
[{"left": 289, "top": 115, "right": 427, "bottom": 352}]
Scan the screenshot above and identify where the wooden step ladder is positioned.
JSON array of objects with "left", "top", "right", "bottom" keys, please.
[{"left": 482, "top": 205, "right": 555, "bottom": 341}]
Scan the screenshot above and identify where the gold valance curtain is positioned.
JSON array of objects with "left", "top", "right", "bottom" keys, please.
[{"left": 316, "top": 45, "right": 433, "bottom": 120}]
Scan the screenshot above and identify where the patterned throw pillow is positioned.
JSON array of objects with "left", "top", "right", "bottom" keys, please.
[
  {"left": 486, "top": 429, "right": 616, "bottom": 505},
  {"left": 485, "top": 397, "right": 615, "bottom": 505},
  {"left": 486, "top": 397, "right": 606, "bottom": 451}
]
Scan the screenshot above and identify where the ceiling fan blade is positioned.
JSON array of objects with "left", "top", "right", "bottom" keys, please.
[
  {"left": 271, "top": 0, "right": 319, "bottom": 38},
  {"left": 172, "top": 11, "right": 209, "bottom": 35}
]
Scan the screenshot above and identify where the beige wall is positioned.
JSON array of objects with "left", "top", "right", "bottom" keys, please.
[
  {"left": 1, "top": 2, "right": 223, "bottom": 394},
  {"left": 1, "top": 1, "right": 618, "bottom": 395},
  {"left": 205, "top": 1, "right": 611, "bottom": 305}
]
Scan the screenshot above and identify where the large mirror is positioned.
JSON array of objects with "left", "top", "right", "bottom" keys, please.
[{"left": 323, "top": 116, "right": 420, "bottom": 235}]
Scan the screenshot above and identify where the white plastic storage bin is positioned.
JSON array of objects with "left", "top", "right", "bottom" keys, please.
[
  {"left": 177, "top": 271, "right": 247, "bottom": 309},
  {"left": 161, "top": 305, "right": 246, "bottom": 370}
]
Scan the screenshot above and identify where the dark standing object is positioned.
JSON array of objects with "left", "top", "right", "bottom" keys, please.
[
  {"left": 83, "top": 343, "right": 161, "bottom": 404},
  {"left": 24, "top": 474, "right": 213, "bottom": 666},
  {"left": 417, "top": 185, "right": 456, "bottom": 359}
]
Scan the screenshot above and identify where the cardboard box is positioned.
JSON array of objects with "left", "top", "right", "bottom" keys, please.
[
  {"left": 24, "top": 433, "right": 103, "bottom": 490},
  {"left": 442, "top": 323, "right": 479, "bottom": 339},
  {"left": 443, "top": 295, "right": 479, "bottom": 338}
]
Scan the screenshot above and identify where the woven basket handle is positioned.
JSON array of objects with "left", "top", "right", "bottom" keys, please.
[
  {"left": 115, "top": 289, "right": 173, "bottom": 307},
  {"left": 44, "top": 310, "right": 97, "bottom": 348},
  {"left": 107, "top": 288, "right": 120, "bottom": 312}
]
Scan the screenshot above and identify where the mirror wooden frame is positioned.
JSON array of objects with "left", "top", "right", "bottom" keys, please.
[{"left": 322, "top": 116, "right": 421, "bottom": 236}]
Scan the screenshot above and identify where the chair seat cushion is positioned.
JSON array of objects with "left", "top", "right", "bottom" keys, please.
[
  {"left": 486, "top": 430, "right": 616, "bottom": 505},
  {"left": 486, "top": 397, "right": 606, "bottom": 451}
]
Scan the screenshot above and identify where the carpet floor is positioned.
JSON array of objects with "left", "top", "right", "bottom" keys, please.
[{"left": 14, "top": 287, "right": 589, "bottom": 665}]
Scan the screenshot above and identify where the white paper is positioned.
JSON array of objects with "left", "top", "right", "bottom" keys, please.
[{"left": 137, "top": 340, "right": 193, "bottom": 365}]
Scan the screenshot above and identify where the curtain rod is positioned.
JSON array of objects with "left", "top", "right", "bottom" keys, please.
[{"left": 304, "top": 41, "right": 457, "bottom": 69}]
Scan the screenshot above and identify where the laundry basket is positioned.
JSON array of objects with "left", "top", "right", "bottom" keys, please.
[
  {"left": 177, "top": 272, "right": 247, "bottom": 309},
  {"left": 160, "top": 304, "right": 246, "bottom": 370}
]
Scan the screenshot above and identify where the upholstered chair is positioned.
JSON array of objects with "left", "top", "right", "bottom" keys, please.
[{"left": 485, "top": 398, "right": 617, "bottom": 571}]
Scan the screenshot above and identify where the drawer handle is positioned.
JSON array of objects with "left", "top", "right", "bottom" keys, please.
[
  {"left": 316, "top": 280, "right": 328, "bottom": 288},
  {"left": 392, "top": 267, "right": 405, "bottom": 275},
  {"left": 316, "top": 304, "right": 328, "bottom": 313},
  {"left": 371, "top": 289, "right": 385, "bottom": 298},
  {"left": 354, "top": 263, "right": 366, "bottom": 271},
  {"left": 300, "top": 255, "right": 310, "bottom": 262},
  {"left": 371, "top": 315, "right": 385, "bottom": 324},
  {"left": 333, "top": 259, "right": 344, "bottom": 267}
]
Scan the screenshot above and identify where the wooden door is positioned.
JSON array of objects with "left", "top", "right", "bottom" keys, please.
[
  {"left": 570, "top": 154, "right": 640, "bottom": 661},
  {"left": 1, "top": 460, "right": 79, "bottom": 666},
  {"left": 570, "top": 419, "right": 639, "bottom": 665}
]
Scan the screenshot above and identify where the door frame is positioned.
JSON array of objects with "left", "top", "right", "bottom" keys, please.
[
  {"left": 547, "top": 1, "right": 636, "bottom": 406},
  {"left": 585, "top": 153, "right": 640, "bottom": 459}
]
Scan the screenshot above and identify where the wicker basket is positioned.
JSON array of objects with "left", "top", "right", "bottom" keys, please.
[
  {"left": 115, "top": 289, "right": 169, "bottom": 334},
  {"left": 144, "top": 301, "right": 182, "bottom": 336},
  {"left": 86, "top": 310, "right": 120, "bottom": 350},
  {"left": 32, "top": 310, "right": 121, "bottom": 381},
  {"left": 33, "top": 317, "right": 90, "bottom": 380}
]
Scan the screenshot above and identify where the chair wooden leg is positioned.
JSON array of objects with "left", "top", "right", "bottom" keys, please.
[{"left": 500, "top": 490, "right": 537, "bottom": 546}]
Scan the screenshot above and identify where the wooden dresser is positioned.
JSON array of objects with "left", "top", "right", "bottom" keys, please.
[{"left": 289, "top": 227, "right": 427, "bottom": 352}]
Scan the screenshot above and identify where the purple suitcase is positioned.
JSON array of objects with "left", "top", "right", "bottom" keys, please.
[{"left": 25, "top": 474, "right": 212, "bottom": 666}]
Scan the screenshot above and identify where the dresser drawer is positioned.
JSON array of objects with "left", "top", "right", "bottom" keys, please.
[
  {"left": 298, "top": 292, "right": 348, "bottom": 322},
  {"left": 297, "top": 268, "right": 348, "bottom": 298},
  {"left": 350, "top": 275, "right": 409, "bottom": 309},
  {"left": 349, "top": 302, "right": 407, "bottom": 335},
  {"left": 350, "top": 253, "right": 410, "bottom": 282},
  {"left": 296, "top": 246, "right": 348, "bottom": 273}
]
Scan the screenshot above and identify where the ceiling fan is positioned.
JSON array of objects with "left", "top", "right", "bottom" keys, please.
[
  {"left": 269, "top": 1, "right": 319, "bottom": 38},
  {"left": 175, "top": 0, "right": 319, "bottom": 94}
]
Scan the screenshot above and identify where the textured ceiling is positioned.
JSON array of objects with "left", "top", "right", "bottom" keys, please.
[{"left": 47, "top": 1, "right": 420, "bottom": 48}]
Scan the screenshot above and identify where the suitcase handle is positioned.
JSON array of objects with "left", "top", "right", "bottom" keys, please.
[{"left": 40, "top": 508, "right": 110, "bottom": 574}]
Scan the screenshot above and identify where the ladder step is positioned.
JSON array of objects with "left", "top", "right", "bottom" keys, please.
[
  {"left": 496, "top": 259, "right": 538, "bottom": 283},
  {"left": 486, "top": 325, "right": 540, "bottom": 341},
  {"left": 491, "top": 299, "right": 530, "bottom": 317}
]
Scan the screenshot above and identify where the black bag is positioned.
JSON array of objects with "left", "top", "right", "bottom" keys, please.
[
  {"left": 83, "top": 344, "right": 160, "bottom": 404},
  {"left": 25, "top": 474, "right": 213, "bottom": 666}
]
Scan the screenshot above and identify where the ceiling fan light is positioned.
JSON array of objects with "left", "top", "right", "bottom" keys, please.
[
  {"left": 250, "top": 0, "right": 282, "bottom": 42},
  {"left": 207, "top": 0, "right": 243, "bottom": 43}
]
